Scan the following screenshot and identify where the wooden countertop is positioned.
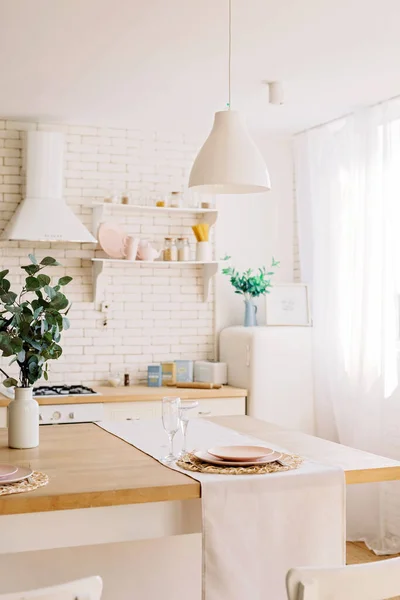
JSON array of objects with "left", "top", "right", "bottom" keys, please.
[
  {"left": 0, "top": 385, "right": 247, "bottom": 407},
  {"left": 0, "top": 416, "right": 400, "bottom": 516}
]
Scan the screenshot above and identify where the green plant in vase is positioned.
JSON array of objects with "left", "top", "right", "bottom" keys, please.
[
  {"left": 0, "top": 254, "right": 73, "bottom": 448},
  {"left": 222, "top": 257, "right": 279, "bottom": 326}
]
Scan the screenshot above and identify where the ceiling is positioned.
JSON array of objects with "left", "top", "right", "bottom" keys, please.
[{"left": 1, "top": 0, "right": 400, "bottom": 136}]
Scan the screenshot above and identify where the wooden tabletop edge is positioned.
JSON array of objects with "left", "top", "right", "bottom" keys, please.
[
  {"left": 0, "top": 483, "right": 201, "bottom": 515},
  {"left": 345, "top": 465, "right": 400, "bottom": 484}
]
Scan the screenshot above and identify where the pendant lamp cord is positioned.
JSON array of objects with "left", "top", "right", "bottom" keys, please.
[{"left": 228, "top": 0, "right": 232, "bottom": 109}]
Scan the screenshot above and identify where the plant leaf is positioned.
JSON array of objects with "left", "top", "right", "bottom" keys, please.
[
  {"left": 40, "top": 257, "right": 60, "bottom": 266},
  {"left": 58, "top": 276, "right": 73, "bottom": 286},
  {"left": 28, "top": 254, "right": 38, "bottom": 265},
  {"left": 37, "top": 274, "right": 51, "bottom": 287},
  {"left": 49, "top": 293, "right": 69, "bottom": 311},
  {"left": 44, "top": 285, "right": 56, "bottom": 300},
  {"left": 0, "top": 270, "right": 9, "bottom": 279},
  {"left": 3, "top": 377, "right": 18, "bottom": 388},
  {"left": 0, "top": 291, "right": 17, "bottom": 304},
  {"left": 16, "top": 348, "right": 25, "bottom": 361},
  {"left": 21, "top": 264, "right": 41, "bottom": 276},
  {"left": 0, "top": 279, "right": 11, "bottom": 292},
  {"left": 25, "top": 276, "right": 40, "bottom": 291}
]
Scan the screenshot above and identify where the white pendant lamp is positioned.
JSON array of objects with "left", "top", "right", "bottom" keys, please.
[{"left": 189, "top": 0, "right": 271, "bottom": 194}]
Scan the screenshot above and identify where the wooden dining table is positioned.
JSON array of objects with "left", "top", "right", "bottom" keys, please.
[{"left": 0, "top": 415, "right": 399, "bottom": 599}]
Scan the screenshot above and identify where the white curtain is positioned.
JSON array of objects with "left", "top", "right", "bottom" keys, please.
[{"left": 295, "top": 99, "right": 400, "bottom": 554}]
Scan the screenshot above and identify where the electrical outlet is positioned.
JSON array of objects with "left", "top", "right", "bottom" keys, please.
[{"left": 101, "top": 301, "right": 110, "bottom": 313}]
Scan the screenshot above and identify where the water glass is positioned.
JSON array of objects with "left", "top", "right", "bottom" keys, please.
[
  {"left": 162, "top": 397, "right": 181, "bottom": 463},
  {"left": 179, "top": 400, "right": 199, "bottom": 458}
]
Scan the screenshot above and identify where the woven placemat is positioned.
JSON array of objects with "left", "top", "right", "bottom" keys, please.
[
  {"left": 0, "top": 471, "right": 49, "bottom": 496},
  {"left": 176, "top": 453, "right": 303, "bottom": 475}
]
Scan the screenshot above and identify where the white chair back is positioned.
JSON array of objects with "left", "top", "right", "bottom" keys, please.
[
  {"left": 286, "top": 557, "right": 400, "bottom": 600},
  {"left": 0, "top": 576, "right": 102, "bottom": 600}
]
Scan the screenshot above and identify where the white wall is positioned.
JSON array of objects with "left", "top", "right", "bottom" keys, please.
[
  {"left": 215, "top": 137, "right": 294, "bottom": 332},
  {"left": 0, "top": 120, "right": 295, "bottom": 385}
]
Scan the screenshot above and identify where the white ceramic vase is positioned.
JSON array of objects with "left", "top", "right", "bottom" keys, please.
[
  {"left": 8, "top": 387, "right": 39, "bottom": 449},
  {"left": 196, "top": 241, "right": 212, "bottom": 262}
]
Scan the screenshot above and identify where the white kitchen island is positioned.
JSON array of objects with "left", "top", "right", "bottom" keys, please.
[{"left": 0, "top": 417, "right": 400, "bottom": 599}]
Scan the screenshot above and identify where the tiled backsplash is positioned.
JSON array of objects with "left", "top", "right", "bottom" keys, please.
[{"left": 0, "top": 120, "right": 214, "bottom": 386}]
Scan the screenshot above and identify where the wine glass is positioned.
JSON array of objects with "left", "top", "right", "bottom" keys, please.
[
  {"left": 162, "top": 397, "right": 181, "bottom": 463},
  {"left": 179, "top": 401, "right": 199, "bottom": 458}
]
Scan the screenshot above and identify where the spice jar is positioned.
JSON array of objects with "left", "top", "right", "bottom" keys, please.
[
  {"left": 121, "top": 193, "right": 131, "bottom": 205},
  {"left": 163, "top": 237, "right": 177, "bottom": 261},
  {"left": 169, "top": 191, "right": 183, "bottom": 208},
  {"left": 177, "top": 237, "right": 190, "bottom": 262}
]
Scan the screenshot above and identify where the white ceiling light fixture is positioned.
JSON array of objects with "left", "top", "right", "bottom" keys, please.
[{"left": 188, "top": 0, "right": 271, "bottom": 195}]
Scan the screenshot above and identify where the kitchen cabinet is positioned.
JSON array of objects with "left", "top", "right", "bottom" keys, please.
[
  {"left": 0, "top": 387, "right": 247, "bottom": 427},
  {"left": 102, "top": 397, "right": 245, "bottom": 421}
]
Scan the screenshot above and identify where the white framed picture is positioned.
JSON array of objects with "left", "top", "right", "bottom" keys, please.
[{"left": 265, "top": 283, "right": 311, "bottom": 326}]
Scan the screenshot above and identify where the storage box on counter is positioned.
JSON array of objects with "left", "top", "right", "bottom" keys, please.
[
  {"left": 147, "top": 364, "right": 162, "bottom": 387},
  {"left": 175, "top": 360, "right": 194, "bottom": 383},
  {"left": 161, "top": 362, "right": 176, "bottom": 385},
  {"left": 194, "top": 361, "right": 228, "bottom": 385}
]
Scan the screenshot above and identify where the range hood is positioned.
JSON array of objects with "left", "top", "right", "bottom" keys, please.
[{"left": 2, "top": 131, "right": 96, "bottom": 243}]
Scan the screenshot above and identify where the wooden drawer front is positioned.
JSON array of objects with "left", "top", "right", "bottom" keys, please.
[
  {"left": 0, "top": 408, "right": 6, "bottom": 428},
  {"left": 104, "top": 402, "right": 162, "bottom": 421},
  {"left": 193, "top": 397, "right": 246, "bottom": 418}
]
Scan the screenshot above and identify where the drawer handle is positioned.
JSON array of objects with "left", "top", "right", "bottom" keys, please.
[
  {"left": 198, "top": 411, "right": 211, "bottom": 416},
  {"left": 126, "top": 417, "right": 140, "bottom": 421}
]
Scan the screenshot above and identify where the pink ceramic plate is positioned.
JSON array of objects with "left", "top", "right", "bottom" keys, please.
[
  {"left": 0, "top": 464, "right": 18, "bottom": 478},
  {"left": 194, "top": 450, "right": 282, "bottom": 467},
  {"left": 98, "top": 222, "right": 127, "bottom": 259},
  {"left": 208, "top": 445, "right": 274, "bottom": 462},
  {"left": 0, "top": 466, "right": 33, "bottom": 484}
]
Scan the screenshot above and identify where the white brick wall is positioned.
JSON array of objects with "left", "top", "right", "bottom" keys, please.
[{"left": 0, "top": 120, "right": 214, "bottom": 386}]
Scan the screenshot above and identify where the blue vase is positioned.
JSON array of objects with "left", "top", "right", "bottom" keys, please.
[{"left": 244, "top": 300, "right": 257, "bottom": 327}]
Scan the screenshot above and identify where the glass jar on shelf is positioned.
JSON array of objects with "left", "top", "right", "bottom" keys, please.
[
  {"left": 169, "top": 191, "right": 183, "bottom": 208},
  {"left": 176, "top": 237, "right": 190, "bottom": 262},
  {"left": 111, "top": 189, "right": 121, "bottom": 204},
  {"left": 121, "top": 191, "right": 132, "bottom": 205},
  {"left": 200, "top": 194, "right": 216, "bottom": 210},
  {"left": 155, "top": 193, "right": 169, "bottom": 208},
  {"left": 187, "top": 189, "right": 200, "bottom": 208},
  {"left": 163, "top": 237, "right": 177, "bottom": 261}
]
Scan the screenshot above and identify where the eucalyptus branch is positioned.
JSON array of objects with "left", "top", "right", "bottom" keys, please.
[
  {"left": 221, "top": 256, "right": 279, "bottom": 300},
  {"left": 0, "top": 254, "right": 73, "bottom": 388}
]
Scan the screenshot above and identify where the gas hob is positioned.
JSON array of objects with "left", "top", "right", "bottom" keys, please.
[
  {"left": 33, "top": 386, "right": 102, "bottom": 423},
  {"left": 33, "top": 385, "right": 98, "bottom": 398}
]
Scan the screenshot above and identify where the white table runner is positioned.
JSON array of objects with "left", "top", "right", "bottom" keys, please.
[{"left": 98, "top": 418, "right": 345, "bottom": 600}]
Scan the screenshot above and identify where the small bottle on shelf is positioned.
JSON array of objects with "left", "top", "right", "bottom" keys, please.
[
  {"left": 121, "top": 192, "right": 131, "bottom": 205},
  {"left": 169, "top": 191, "right": 183, "bottom": 208},
  {"left": 177, "top": 237, "right": 190, "bottom": 261},
  {"left": 111, "top": 190, "right": 121, "bottom": 204},
  {"left": 163, "top": 237, "right": 177, "bottom": 261},
  {"left": 200, "top": 195, "right": 216, "bottom": 209}
]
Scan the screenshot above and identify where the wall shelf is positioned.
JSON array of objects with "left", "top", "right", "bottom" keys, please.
[
  {"left": 92, "top": 202, "right": 218, "bottom": 233},
  {"left": 91, "top": 202, "right": 219, "bottom": 307},
  {"left": 92, "top": 258, "right": 219, "bottom": 306}
]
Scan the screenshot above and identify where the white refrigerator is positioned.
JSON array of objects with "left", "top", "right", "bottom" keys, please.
[{"left": 219, "top": 326, "right": 315, "bottom": 434}]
